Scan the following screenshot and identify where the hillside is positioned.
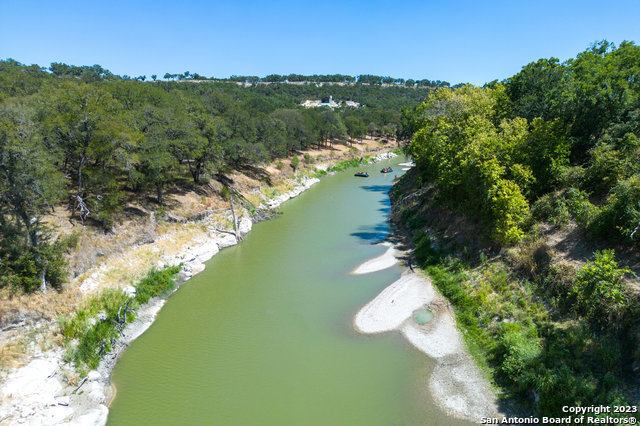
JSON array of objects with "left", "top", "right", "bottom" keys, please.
[{"left": 395, "top": 41, "right": 640, "bottom": 419}]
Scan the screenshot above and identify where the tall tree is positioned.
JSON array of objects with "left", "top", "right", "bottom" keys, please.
[
  {"left": 43, "top": 83, "right": 138, "bottom": 227},
  {"left": 0, "top": 101, "right": 65, "bottom": 291}
]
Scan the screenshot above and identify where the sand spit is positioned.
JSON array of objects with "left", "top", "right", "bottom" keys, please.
[
  {"left": 354, "top": 269, "right": 500, "bottom": 422},
  {"left": 352, "top": 242, "right": 399, "bottom": 275}
]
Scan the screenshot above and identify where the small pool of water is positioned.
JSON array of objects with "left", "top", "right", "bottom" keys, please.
[{"left": 413, "top": 308, "right": 434, "bottom": 325}]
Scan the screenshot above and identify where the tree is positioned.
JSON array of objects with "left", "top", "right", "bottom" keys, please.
[
  {"left": 290, "top": 154, "right": 300, "bottom": 171},
  {"left": 505, "top": 57, "right": 568, "bottom": 122},
  {"left": 136, "top": 106, "right": 185, "bottom": 204},
  {"left": 271, "top": 109, "right": 310, "bottom": 152},
  {"left": 177, "top": 99, "right": 230, "bottom": 182},
  {"left": 488, "top": 179, "right": 530, "bottom": 244},
  {"left": 572, "top": 250, "right": 630, "bottom": 329},
  {"left": 43, "top": 83, "right": 138, "bottom": 228},
  {"left": 0, "top": 100, "right": 66, "bottom": 291},
  {"left": 344, "top": 115, "right": 367, "bottom": 143},
  {"left": 316, "top": 110, "right": 346, "bottom": 146}
]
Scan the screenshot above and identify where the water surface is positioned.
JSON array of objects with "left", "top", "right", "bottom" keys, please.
[{"left": 108, "top": 158, "right": 472, "bottom": 425}]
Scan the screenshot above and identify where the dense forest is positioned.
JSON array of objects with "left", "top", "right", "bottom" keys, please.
[
  {"left": 0, "top": 59, "right": 431, "bottom": 293},
  {"left": 399, "top": 40, "right": 640, "bottom": 417}
]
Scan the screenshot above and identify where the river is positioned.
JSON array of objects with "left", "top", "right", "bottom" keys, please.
[{"left": 107, "top": 157, "right": 472, "bottom": 425}]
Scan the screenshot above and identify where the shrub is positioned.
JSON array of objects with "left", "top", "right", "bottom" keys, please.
[
  {"left": 290, "top": 154, "right": 300, "bottom": 171},
  {"left": 531, "top": 194, "right": 570, "bottom": 226},
  {"left": 509, "top": 236, "right": 552, "bottom": 279},
  {"left": 498, "top": 328, "right": 542, "bottom": 391},
  {"left": 413, "top": 234, "right": 441, "bottom": 266},
  {"left": 60, "top": 289, "right": 130, "bottom": 368},
  {"left": 220, "top": 185, "right": 231, "bottom": 201},
  {"left": 572, "top": 250, "right": 630, "bottom": 330},
  {"left": 135, "top": 265, "right": 182, "bottom": 305},
  {"left": 304, "top": 153, "right": 313, "bottom": 164},
  {"left": 590, "top": 176, "right": 640, "bottom": 243},
  {"left": 0, "top": 240, "right": 68, "bottom": 293},
  {"left": 326, "top": 157, "right": 364, "bottom": 172},
  {"left": 59, "top": 266, "right": 181, "bottom": 369},
  {"left": 312, "top": 168, "right": 327, "bottom": 178},
  {"left": 566, "top": 188, "right": 599, "bottom": 228},
  {"left": 488, "top": 179, "right": 530, "bottom": 245},
  {"left": 542, "top": 261, "right": 576, "bottom": 305},
  {"left": 558, "top": 165, "right": 586, "bottom": 188},
  {"left": 585, "top": 143, "right": 630, "bottom": 195}
]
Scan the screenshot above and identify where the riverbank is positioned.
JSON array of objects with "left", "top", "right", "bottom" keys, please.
[
  {"left": 0, "top": 150, "right": 398, "bottom": 425},
  {"left": 388, "top": 166, "right": 640, "bottom": 419},
  {"left": 354, "top": 261, "right": 501, "bottom": 422}
]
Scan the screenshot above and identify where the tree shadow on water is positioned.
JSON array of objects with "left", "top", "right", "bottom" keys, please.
[
  {"left": 350, "top": 222, "right": 390, "bottom": 243},
  {"left": 359, "top": 185, "right": 392, "bottom": 193}
]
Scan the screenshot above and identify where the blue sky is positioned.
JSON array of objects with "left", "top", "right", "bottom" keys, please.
[{"left": 1, "top": 0, "right": 639, "bottom": 85}]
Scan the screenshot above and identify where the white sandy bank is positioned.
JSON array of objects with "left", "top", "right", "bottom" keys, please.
[
  {"left": 354, "top": 268, "right": 500, "bottom": 422},
  {"left": 352, "top": 243, "right": 399, "bottom": 275}
]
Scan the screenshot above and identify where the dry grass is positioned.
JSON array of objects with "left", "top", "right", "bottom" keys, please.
[
  {"left": 0, "top": 287, "right": 83, "bottom": 326},
  {"left": 0, "top": 319, "right": 61, "bottom": 371},
  {"left": 0, "top": 282, "right": 82, "bottom": 371},
  {"left": 0, "top": 339, "right": 30, "bottom": 370}
]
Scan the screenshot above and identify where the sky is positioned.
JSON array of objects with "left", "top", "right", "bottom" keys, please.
[{"left": 1, "top": 0, "right": 639, "bottom": 85}]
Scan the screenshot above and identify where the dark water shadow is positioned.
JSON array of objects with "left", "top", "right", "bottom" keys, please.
[
  {"left": 350, "top": 222, "right": 390, "bottom": 243},
  {"left": 359, "top": 185, "right": 392, "bottom": 193}
]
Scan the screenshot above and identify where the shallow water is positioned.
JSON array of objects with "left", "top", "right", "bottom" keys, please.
[
  {"left": 107, "top": 157, "right": 472, "bottom": 425},
  {"left": 413, "top": 308, "right": 434, "bottom": 325}
]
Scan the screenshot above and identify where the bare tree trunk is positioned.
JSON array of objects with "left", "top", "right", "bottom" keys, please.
[
  {"left": 26, "top": 218, "right": 46, "bottom": 292},
  {"left": 77, "top": 155, "right": 85, "bottom": 195},
  {"left": 229, "top": 194, "right": 240, "bottom": 242},
  {"left": 3, "top": 163, "right": 47, "bottom": 292},
  {"left": 157, "top": 183, "right": 163, "bottom": 205}
]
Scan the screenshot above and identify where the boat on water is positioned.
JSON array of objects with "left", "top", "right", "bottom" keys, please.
[
  {"left": 354, "top": 172, "right": 369, "bottom": 177},
  {"left": 380, "top": 167, "right": 393, "bottom": 173}
]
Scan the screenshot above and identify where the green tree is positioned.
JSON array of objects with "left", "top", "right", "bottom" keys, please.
[
  {"left": 344, "top": 115, "right": 366, "bottom": 143},
  {"left": 44, "top": 83, "right": 138, "bottom": 227},
  {"left": 0, "top": 101, "right": 66, "bottom": 291},
  {"left": 290, "top": 154, "right": 300, "bottom": 171},
  {"left": 572, "top": 250, "right": 630, "bottom": 329}
]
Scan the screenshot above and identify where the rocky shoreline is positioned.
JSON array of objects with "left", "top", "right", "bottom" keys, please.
[{"left": 0, "top": 152, "right": 398, "bottom": 425}]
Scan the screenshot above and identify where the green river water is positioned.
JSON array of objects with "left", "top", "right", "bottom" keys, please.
[{"left": 107, "top": 158, "right": 472, "bottom": 425}]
